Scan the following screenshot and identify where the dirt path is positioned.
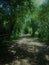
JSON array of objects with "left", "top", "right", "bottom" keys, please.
[
  {"left": 1, "top": 34, "right": 49, "bottom": 65},
  {"left": 12, "top": 34, "right": 46, "bottom": 53}
]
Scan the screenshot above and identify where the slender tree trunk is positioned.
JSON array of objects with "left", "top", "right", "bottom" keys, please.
[{"left": 31, "top": 28, "right": 35, "bottom": 37}]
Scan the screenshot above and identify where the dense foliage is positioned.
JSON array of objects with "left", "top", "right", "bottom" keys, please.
[{"left": 0, "top": 0, "right": 34, "bottom": 57}]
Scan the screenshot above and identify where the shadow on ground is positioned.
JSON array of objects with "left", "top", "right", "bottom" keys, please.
[{"left": 0, "top": 42, "right": 49, "bottom": 65}]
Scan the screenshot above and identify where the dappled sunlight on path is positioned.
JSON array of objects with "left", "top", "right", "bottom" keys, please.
[
  {"left": 16, "top": 37, "right": 45, "bottom": 47},
  {"left": 0, "top": 34, "right": 49, "bottom": 65}
]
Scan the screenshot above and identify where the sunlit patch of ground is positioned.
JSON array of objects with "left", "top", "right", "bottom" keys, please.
[{"left": 0, "top": 34, "right": 49, "bottom": 65}]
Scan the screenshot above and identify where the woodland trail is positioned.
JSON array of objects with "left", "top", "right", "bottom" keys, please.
[
  {"left": 11, "top": 34, "right": 46, "bottom": 53},
  {"left": 1, "top": 34, "right": 49, "bottom": 65}
]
